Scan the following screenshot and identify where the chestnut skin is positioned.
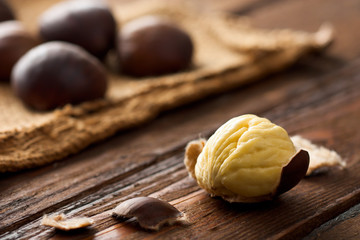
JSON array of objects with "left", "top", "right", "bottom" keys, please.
[
  {"left": 0, "top": 0, "right": 15, "bottom": 22},
  {"left": 118, "top": 16, "right": 194, "bottom": 77},
  {"left": 0, "top": 21, "right": 38, "bottom": 81},
  {"left": 39, "top": 0, "right": 116, "bottom": 59},
  {"left": 112, "top": 197, "right": 184, "bottom": 231},
  {"left": 11, "top": 41, "right": 108, "bottom": 111},
  {"left": 275, "top": 149, "right": 310, "bottom": 196}
]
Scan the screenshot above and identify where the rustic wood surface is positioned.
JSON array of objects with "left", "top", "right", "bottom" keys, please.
[{"left": 1, "top": 0, "right": 360, "bottom": 239}]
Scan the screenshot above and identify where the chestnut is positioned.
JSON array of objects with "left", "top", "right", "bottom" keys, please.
[
  {"left": 0, "top": 21, "right": 38, "bottom": 81},
  {"left": 11, "top": 41, "right": 108, "bottom": 111},
  {"left": 39, "top": 0, "right": 116, "bottom": 59},
  {"left": 0, "top": 0, "right": 15, "bottom": 22},
  {"left": 184, "top": 114, "right": 310, "bottom": 203},
  {"left": 118, "top": 16, "right": 194, "bottom": 77}
]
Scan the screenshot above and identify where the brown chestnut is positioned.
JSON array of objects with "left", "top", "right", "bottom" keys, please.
[
  {"left": 11, "top": 41, "right": 108, "bottom": 111},
  {"left": 118, "top": 16, "right": 194, "bottom": 77},
  {"left": 39, "top": 0, "right": 116, "bottom": 59},
  {"left": 0, "top": 0, "right": 15, "bottom": 22},
  {"left": 0, "top": 21, "right": 38, "bottom": 81}
]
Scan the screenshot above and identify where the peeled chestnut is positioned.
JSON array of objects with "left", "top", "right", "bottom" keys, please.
[
  {"left": 39, "top": 0, "right": 116, "bottom": 59},
  {"left": 119, "top": 16, "right": 194, "bottom": 77},
  {"left": 184, "top": 114, "right": 310, "bottom": 203},
  {"left": 0, "top": 21, "right": 38, "bottom": 81},
  {"left": 0, "top": 0, "right": 15, "bottom": 22},
  {"left": 11, "top": 42, "right": 108, "bottom": 111}
]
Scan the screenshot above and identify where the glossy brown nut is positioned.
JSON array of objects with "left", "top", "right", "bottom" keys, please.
[
  {"left": 0, "top": 0, "right": 15, "bottom": 22},
  {"left": 11, "top": 41, "right": 108, "bottom": 111},
  {"left": 112, "top": 197, "right": 186, "bottom": 231},
  {"left": 0, "top": 21, "right": 38, "bottom": 81},
  {"left": 119, "top": 16, "right": 194, "bottom": 77},
  {"left": 39, "top": 0, "right": 116, "bottom": 59}
]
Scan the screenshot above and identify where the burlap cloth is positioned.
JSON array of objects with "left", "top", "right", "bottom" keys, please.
[{"left": 0, "top": 0, "right": 332, "bottom": 172}]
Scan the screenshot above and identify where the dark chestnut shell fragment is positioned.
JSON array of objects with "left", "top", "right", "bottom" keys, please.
[
  {"left": 275, "top": 149, "right": 310, "bottom": 195},
  {"left": 118, "top": 16, "right": 194, "bottom": 77},
  {"left": 0, "top": 0, "right": 15, "bottom": 22},
  {"left": 11, "top": 41, "right": 108, "bottom": 111},
  {"left": 0, "top": 21, "right": 38, "bottom": 81},
  {"left": 112, "top": 197, "right": 186, "bottom": 231},
  {"left": 39, "top": 0, "right": 116, "bottom": 59}
]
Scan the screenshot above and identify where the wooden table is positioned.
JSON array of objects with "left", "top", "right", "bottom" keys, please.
[{"left": 1, "top": 0, "right": 360, "bottom": 239}]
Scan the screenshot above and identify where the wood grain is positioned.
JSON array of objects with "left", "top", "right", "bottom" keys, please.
[
  {"left": 1, "top": 0, "right": 360, "bottom": 239},
  {"left": 304, "top": 203, "right": 360, "bottom": 240}
]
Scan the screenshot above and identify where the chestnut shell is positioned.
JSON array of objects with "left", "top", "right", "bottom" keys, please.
[
  {"left": 275, "top": 149, "right": 310, "bottom": 195},
  {"left": 39, "top": 0, "right": 116, "bottom": 59},
  {"left": 0, "top": 0, "right": 15, "bottom": 22},
  {"left": 11, "top": 41, "right": 108, "bottom": 111},
  {"left": 112, "top": 197, "right": 185, "bottom": 231},
  {"left": 0, "top": 21, "right": 38, "bottom": 81},
  {"left": 118, "top": 16, "right": 194, "bottom": 77}
]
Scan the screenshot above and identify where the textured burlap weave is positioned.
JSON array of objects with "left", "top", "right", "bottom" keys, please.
[{"left": 0, "top": 0, "right": 332, "bottom": 172}]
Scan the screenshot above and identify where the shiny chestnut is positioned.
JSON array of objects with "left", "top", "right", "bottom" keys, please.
[
  {"left": 118, "top": 16, "right": 194, "bottom": 77},
  {"left": 39, "top": 0, "right": 117, "bottom": 59},
  {"left": 0, "top": 0, "right": 15, "bottom": 22},
  {"left": 0, "top": 21, "right": 38, "bottom": 81},
  {"left": 11, "top": 42, "right": 108, "bottom": 111}
]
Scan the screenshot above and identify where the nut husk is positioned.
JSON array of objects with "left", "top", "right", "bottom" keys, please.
[
  {"left": 291, "top": 135, "right": 346, "bottom": 175},
  {"left": 41, "top": 214, "right": 94, "bottom": 231},
  {"left": 112, "top": 197, "right": 186, "bottom": 231}
]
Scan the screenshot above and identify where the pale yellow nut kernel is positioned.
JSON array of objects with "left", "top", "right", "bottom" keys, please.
[{"left": 188, "top": 114, "right": 303, "bottom": 202}]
